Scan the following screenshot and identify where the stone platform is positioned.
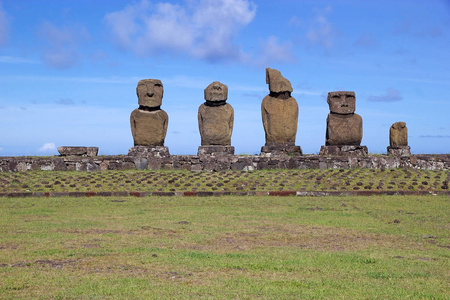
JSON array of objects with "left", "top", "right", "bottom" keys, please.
[
  {"left": 198, "top": 146, "right": 235, "bottom": 156},
  {"left": 128, "top": 146, "right": 170, "bottom": 158},
  {"left": 57, "top": 146, "right": 98, "bottom": 157},
  {"left": 260, "top": 144, "right": 302, "bottom": 157},
  {"left": 387, "top": 146, "right": 411, "bottom": 156},
  {"left": 319, "top": 145, "right": 368, "bottom": 156}
]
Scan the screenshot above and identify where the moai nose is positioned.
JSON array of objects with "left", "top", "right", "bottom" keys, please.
[
  {"left": 147, "top": 85, "right": 154, "bottom": 97},
  {"left": 340, "top": 95, "right": 348, "bottom": 106}
]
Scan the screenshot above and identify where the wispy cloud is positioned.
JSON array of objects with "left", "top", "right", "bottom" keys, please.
[
  {"left": 394, "top": 20, "right": 444, "bottom": 39},
  {"left": 288, "top": 16, "right": 302, "bottom": 27},
  {"left": 56, "top": 98, "right": 75, "bottom": 105},
  {"left": 104, "top": 0, "right": 256, "bottom": 62},
  {"left": 0, "top": 75, "right": 141, "bottom": 84},
  {"left": 367, "top": 88, "right": 403, "bottom": 102},
  {"left": 0, "top": 2, "right": 9, "bottom": 46},
  {"left": 353, "top": 32, "right": 377, "bottom": 48},
  {"left": 254, "top": 36, "right": 296, "bottom": 66},
  {"left": 305, "top": 5, "right": 338, "bottom": 50},
  {"left": 0, "top": 56, "right": 39, "bottom": 64},
  {"left": 419, "top": 135, "right": 450, "bottom": 139},
  {"left": 38, "top": 142, "right": 56, "bottom": 152},
  {"left": 38, "top": 21, "right": 89, "bottom": 69}
]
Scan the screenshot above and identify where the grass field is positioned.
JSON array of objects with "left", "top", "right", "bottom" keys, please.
[{"left": 0, "top": 195, "right": 448, "bottom": 299}]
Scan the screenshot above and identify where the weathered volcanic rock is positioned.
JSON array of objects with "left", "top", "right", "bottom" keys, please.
[
  {"left": 387, "top": 146, "right": 411, "bottom": 156},
  {"left": 198, "top": 81, "right": 234, "bottom": 146},
  {"left": 57, "top": 146, "right": 98, "bottom": 157},
  {"left": 326, "top": 113, "right": 362, "bottom": 146},
  {"left": 197, "top": 145, "right": 235, "bottom": 156},
  {"left": 327, "top": 91, "right": 355, "bottom": 114},
  {"left": 136, "top": 79, "right": 163, "bottom": 108},
  {"left": 130, "top": 109, "right": 168, "bottom": 146},
  {"left": 319, "top": 145, "right": 368, "bottom": 156},
  {"left": 128, "top": 145, "right": 170, "bottom": 158},
  {"left": 265, "top": 68, "right": 293, "bottom": 93},
  {"left": 261, "top": 68, "right": 298, "bottom": 146},
  {"left": 390, "top": 121, "right": 408, "bottom": 147},
  {"left": 130, "top": 79, "right": 169, "bottom": 147},
  {"left": 204, "top": 81, "right": 228, "bottom": 102}
]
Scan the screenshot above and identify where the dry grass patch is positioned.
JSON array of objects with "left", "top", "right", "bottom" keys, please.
[
  {"left": 0, "top": 195, "right": 448, "bottom": 299},
  {"left": 185, "top": 224, "right": 420, "bottom": 252}
]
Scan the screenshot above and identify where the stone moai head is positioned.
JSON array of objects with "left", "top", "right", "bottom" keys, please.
[
  {"left": 390, "top": 121, "right": 408, "bottom": 147},
  {"left": 136, "top": 79, "right": 164, "bottom": 108},
  {"left": 204, "top": 81, "right": 228, "bottom": 102},
  {"left": 327, "top": 91, "right": 356, "bottom": 114},
  {"left": 266, "top": 68, "right": 293, "bottom": 93}
]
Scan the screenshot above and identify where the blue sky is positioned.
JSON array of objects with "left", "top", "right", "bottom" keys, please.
[{"left": 0, "top": 0, "right": 449, "bottom": 156}]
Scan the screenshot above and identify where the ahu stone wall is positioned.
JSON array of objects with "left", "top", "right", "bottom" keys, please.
[{"left": 0, "top": 154, "right": 448, "bottom": 172}]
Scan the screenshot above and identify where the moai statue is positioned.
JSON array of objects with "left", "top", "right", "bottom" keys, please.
[
  {"left": 319, "top": 91, "right": 368, "bottom": 156},
  {"left": 260, "top": 68, "right": 302, "bottom": 156},
  {"left": 129, "top": 79, "right": 170, "bottom": 159},
  {"left": 387, "top": 122, "right": 410, "bottom": 156},
  {"left": 197, "top": 81, "right": 235, "bottom": 156}
]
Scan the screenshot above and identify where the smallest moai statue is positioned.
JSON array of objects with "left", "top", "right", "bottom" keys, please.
[
  {"left": 387, "top": 122, "right": 410, "bottom": 156},
  {"left": 197, "top": 81, "right": 235, "bottom": 156}
]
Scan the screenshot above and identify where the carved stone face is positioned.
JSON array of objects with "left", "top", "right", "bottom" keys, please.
[
  {"left": 327, "top": 91, "right": 356, "bottom": 114},
  {"left": 137, "top": 79, "right": 164, "bottom": 108},
  {"left": 204, "top": 81, "right": 228, "bottom": 102},
  {"left": 266, "top": 68, "right": 293, "bottom": 93}
]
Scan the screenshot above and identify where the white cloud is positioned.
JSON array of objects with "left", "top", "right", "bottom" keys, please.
[
  {"left": 0, "top": 3, "right": 9, "bottom": 46},
  {"left": 137, "top": 2, "right": 194, "bottom": 54},
  {"left": 105, "top": 0, "right": 256, "bottom": 62},
  {"left": 104, "top": 0, "right": 150, "bottom": 49},
  {"left": 38, "top": 21, "right": 89, "bottom": 69},
  {"left": 39, "top": 142, "right": 56, "bottom": 152}
]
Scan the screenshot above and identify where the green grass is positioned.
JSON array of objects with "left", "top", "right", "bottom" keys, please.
[
  {"left": 0, "top": 195, "right": 448, "bottom": 299},
  {"left": 0, "top": 168, "right": 448, "bottom": 193}
]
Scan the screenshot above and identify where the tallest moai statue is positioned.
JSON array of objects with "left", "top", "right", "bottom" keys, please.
[{"left": 260, "top": 68, "right": 302, "bottom": 156}]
